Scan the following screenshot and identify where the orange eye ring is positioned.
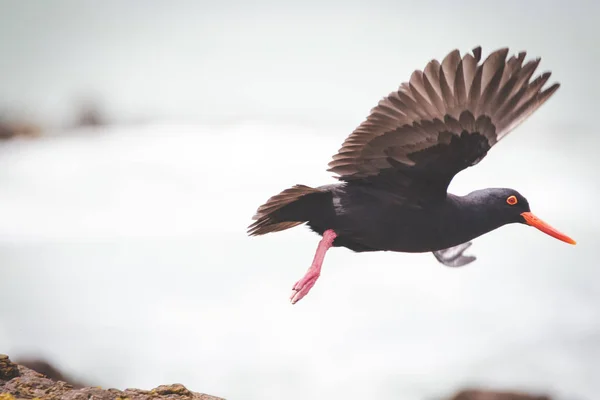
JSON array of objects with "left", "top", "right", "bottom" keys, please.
[{"left": 507, "top": 195, "right": 518, "bottom": 205}]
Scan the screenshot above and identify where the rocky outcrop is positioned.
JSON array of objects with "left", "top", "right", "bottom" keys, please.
[
  {"left": 0, "top": 355, "right": 223, "bottom": 400},
  {"left": 2, "top": 354, "right": 555, "bottom": 400},
  {"left": 14, "top": 359, "right": 86, "bottom": 389}
]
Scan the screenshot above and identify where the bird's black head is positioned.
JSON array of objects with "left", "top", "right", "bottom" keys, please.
[
  {"left": 478, "top": 188, "right": 531, "bottom": 223},
  {"left": 469, "top": 188, "right": 575, "bottom": 244}
]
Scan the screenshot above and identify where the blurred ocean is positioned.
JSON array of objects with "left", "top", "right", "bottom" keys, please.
[
  {"left": 1, "top": 1, "right": 599, "bottom": 399},
  {"left": 0, "top": 121, "right": 598, "bottom": 400}
]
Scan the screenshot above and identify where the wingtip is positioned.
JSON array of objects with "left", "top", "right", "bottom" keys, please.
[{"left": 543, "top": 82, "right": 561, "bottom": 97}]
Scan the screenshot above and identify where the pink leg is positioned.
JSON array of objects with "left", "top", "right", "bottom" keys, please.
[{"left": 290, "top": 229, "right": 337, "bottom": 305}]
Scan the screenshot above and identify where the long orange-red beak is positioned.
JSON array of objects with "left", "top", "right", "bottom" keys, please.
[{"left": 521, "top": 212, "right": 576, "bottom": 245}]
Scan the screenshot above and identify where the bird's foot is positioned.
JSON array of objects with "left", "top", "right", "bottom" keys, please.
[
  {"left": 290, "top": 268, "right": 320, "bottom": 305},
  {"left": 289, "top": 229, "right": 337, "bottom": 305},
  {"left": 433, "top": 241, "right": 477, "bottom": 267}
]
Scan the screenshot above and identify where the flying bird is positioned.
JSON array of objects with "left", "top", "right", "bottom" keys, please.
[{"left": 248, "top": 46, "right": 576, "bottom": 305}]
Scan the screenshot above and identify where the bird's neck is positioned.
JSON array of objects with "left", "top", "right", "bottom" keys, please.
[{"left": 446, "top": 193, "right": 512, "bottom": 241}]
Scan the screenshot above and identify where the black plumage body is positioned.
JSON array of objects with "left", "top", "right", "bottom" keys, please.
[{"left": 287, "top": 183, "right": 529, "bottom": 253}]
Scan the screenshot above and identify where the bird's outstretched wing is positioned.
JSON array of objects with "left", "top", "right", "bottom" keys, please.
[{"left": 328, "top": 47, "right": 559, "bottom": 204}]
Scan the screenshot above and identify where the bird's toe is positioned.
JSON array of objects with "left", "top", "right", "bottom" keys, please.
[{"left": 290, "top": 273, "right": 320, "bottom": 304}]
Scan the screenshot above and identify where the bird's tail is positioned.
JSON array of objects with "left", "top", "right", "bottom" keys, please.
[{"left": 247, "top": 184, "right": 328, "bottom": 236}]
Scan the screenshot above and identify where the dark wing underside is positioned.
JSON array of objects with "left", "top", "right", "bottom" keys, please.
[{"left": 328, "top": 46, "right": 559, "bottom": 205}]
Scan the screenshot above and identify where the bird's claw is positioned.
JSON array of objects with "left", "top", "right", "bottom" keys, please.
[
  {"left": 433, "top": 241, "right": 477, "bottom": 267},
  {"left": 290, "top": 270, "right": 320, "bottom": 305}
]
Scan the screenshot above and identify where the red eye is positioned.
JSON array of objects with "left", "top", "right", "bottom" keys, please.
[{"left": 507, "top": 195, "right": 518, "bottom": 205}]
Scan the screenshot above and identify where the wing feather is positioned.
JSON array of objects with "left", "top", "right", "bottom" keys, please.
[
  {"left": 466, "top": 62, "right": 483, "bottom": 114},
  {"left": 423, "top": 60, "right": 446, "bottom": 115},
  {"left": 453, "top": 59, "right": 467, "bottom": 108}
]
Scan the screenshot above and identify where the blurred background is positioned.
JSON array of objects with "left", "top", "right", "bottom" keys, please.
[{"left": 0, "top": 1, "right": 598, "bottom": 399}]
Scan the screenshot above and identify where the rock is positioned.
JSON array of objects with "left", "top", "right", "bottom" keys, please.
[
  {"left": 0, "top": 355, "right": 224, "bottom": 400},
  {"left": 449, "top": 389, "right": 552, "bottom": 400},
  {"left": 14, "top": 359, "right": 86, "bottom": 389},
  {"left": 0, "top": 121, "right": 41, "bottom": 139},
  {"left": 0, "top": 356, "right": 20, "bottom": 381}
]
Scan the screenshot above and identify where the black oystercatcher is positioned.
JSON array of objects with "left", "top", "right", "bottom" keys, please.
[{"left": 248, "top": 46, "right": 576, "bottom": 305}]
